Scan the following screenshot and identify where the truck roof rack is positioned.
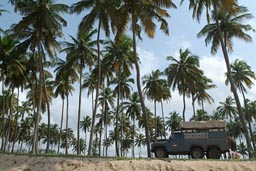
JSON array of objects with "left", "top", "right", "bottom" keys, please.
[{"left": 180, "top": 120, "right": 226, "bottom": 130}]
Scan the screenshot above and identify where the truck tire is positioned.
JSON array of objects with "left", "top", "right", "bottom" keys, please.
[
  {"left": 154, "top": 148, "right": 168, "bottom": 158},
  {"left": 207, "top": 148, "right": 221, "bottom": 159},
  {"left": 191, "top": 147, "right": 204, "bottom": 159}
]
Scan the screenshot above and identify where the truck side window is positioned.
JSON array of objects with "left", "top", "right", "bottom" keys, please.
[
  {"left": 171, "top": 133, "right": 181, "bottom": 140},
  {"left": 170, "top": 134, "right": 176, "bottom": 140}
]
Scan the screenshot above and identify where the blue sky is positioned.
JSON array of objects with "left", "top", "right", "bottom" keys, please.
[{"left": 1, "top": 0, "right": 256, "bottom": 156}]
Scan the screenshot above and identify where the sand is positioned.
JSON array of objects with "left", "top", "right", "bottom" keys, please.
[{"left": 0, "top": 154, "right": 255, "bottom": 171}]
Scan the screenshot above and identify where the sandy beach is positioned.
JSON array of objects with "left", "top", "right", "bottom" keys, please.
[{"left": 0, "top": 154, "right": 256, "bottom": 171}]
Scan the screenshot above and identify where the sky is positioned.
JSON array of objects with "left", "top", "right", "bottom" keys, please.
[{"left": 1, "top": 0, "right": 256, "bottom": 156}]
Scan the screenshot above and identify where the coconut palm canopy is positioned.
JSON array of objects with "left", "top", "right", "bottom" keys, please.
[{"left": 0, "top": 0, "right": 256, "bottom": 158}]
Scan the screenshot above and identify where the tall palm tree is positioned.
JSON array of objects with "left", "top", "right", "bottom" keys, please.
[
  {"left": 123, "top": 92, "right": 141, "bottom": 158},
  {"left": 71, "top": 0, "right": 118, "bottom": 156},
  {"left": 0, "top": 33, "right": 21, "bottom": 152},
  {"left": 62, "top": 29, "right": 97, "bottom": 155},
  {"left": 116, "top": 0, "right": 176, "bottom": 157},
  {"left": 226, "top": 59, "right": 256, "bottom": 151},
  {"left": 97, "top": 87, "right": 115, "bottom": 156},
  {"left": 184, "top": 0, "right": 254, "bottom": 157},
  {"left": 142, "top": 69, "right": 170, "bottom": 138},
  {"left": 227, "top": 59, "right": 256, "bottom": 101},
  {"left": 54, "top": 58, "right": 76, "bottom": 155},
  {"left": 82, "top": 72, "right": 97, "bottom": 116},
  {"left": 104, "top": 35, "right": 134, "bottom": 156},
  {"left": 10, "top": 0, "right": 69, "bottom": 154},
  {"left": 165, "top": 48, "right": 202, "bottom": 121},
  {"left": 80, "top": 116, "right": 91, "bottom": 155}
]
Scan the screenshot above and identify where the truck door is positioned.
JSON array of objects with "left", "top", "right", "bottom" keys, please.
[{"left": 169, "top": 133, "right": 184, "bottom": 152}]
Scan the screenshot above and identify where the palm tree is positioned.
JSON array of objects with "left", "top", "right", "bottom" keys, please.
[
  {"left": 227, "top": 59, "right": 256, "bottom": 101},
  {"left": 246, "top": 100, "right": 256, "bottom": 150},
  {"left": 227, "top": 60, "right": 256, "bottom": 150},
  {"left": 190, "top": 109, "right": 210, "bottom": 121},
  {"left": 217, "top": 96, "right": 237, "bottom": 123},
  {"left": 165, "top": 48, "right": 202, "bottom": 121},
  {"left": 116, "top": 0, "right": 176, "bottom": 158},
  {"left": 98, "top": 87, "right": 114, "bottom": 156},
  {"left": 80, "top": 116, "right": 91, "bottom": 155},
  {"left": 18, "top": 117, "right": 33, "bottom": 152},
  {"left": 62, "top": 29, "right": 97, "bottom": 155},
  {"left": 10, "top": 0, "right": 69, "bottom": 154},
  {"left": 165, "top": 111, "right": 182, "bottom": 133},
  {"left": 72, "top": 138, "right": 86, "bottom": 155},
  {"left": 54, "top": 58, "right": 76, "bottom": 155},
  {"left": 61, "top": 128, "right": 75, "bottom": 154},
  {"left": 237, "top": 142, "right": 248, "bottom": 159},
  {"left": 210, "top": 110, "right": 225, "bottom": 120},
  {"left": 142, "top": 69, "right": 169, "bottom": 138},
  {"left": 112, "top": 74, "right": 134, "bottom": 156},
  {"left": 227, "top": 116, "right": 243, "bottom": 142},
  {"left": 154, "top": 116, "right": 166, "bottom": 138},
  {"left": 82, "top": 72, "right": 97, "bottom": 115},
  {"left": 104, "top": 35, "right": 134, "bottom": 156},
  {"left": 123, "top": 92, "right": 141, "bottom": 157},
  {"left": 191, "top": 75, "right": 216, "bottom": 114},
  {"left": 135, "top": 133, "right": 146, "bottom": 158},
  {"left": 0, "top": 4, "right": 8, "bottom": 16},
  {"left": 0, "top": 32, "right": 21, "bottom": 152},
  {"left": 185, "top": 0, "right": 254, "bottom": 157},
  {"left": 102, "top": 137, "right": 112, "bottom": 157},
  {"left": 71, "top": 0, "right": 118, "bottom": 156}
]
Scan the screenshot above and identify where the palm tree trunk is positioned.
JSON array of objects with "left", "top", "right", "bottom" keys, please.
[
  {"left": 77, "top": 65, "right": 83, "bottom": 155},
  {"left": 212, "top": 3, "right": 253, "bottom": 158},
  {"left": 88, "top": 21, "right": 102, "bottom": 156},
  {"left": 4, "top": 90, "right": 14, "bottom": 152},
  {"left": 182, "top": 91, "right": 186, "bottom": 121},
  {"left": 192, "top": 94, "right": 196, "bottom": 117},
  {"left": 32, "top": 44, "right": 43, "bottom": 154},
  {"left": 160, "top": 101, "right": 166, "bottom": 139},
  {"left": 132, "top": 12, "right": 151, "bottom": 158},
  {"left": 45, "top": 87, "right": 51, "bottom": 154},
  {"left": 241, "top": 89, "right": 256, "bottom": 151},
  {"left": 1, "top": 75, "right": 6, "bottom": 151},
  {"left": 58, "top": 99, "right": 64, "bottom": 154},
  {"left": 154, "top": 100, "right": 157, "bottom": 139},
  {"left": 116, "top": 70, "right": 121, "bottom": 157},
  {"left": 65, "top": 96, "right": 69, "bottom": 155}
]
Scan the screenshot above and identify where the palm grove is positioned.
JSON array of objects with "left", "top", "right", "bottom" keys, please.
[{"left": 0, "top": 0, "right": 256, "bottom": 158}]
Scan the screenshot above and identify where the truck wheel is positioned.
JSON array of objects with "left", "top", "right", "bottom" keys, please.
[
  {"left": 154, "top": 148, "right": 168, "bottom": 158},
  {"left": 207, "top": 148, "right": 221, "bottom": 159},
  {"left": 191, "top": 148, "right": 204, "bottom": 159}
]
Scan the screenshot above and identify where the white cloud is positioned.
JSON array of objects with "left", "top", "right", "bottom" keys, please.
[{"left": 200, "top": 56, "right": 227, "bottom": 84}]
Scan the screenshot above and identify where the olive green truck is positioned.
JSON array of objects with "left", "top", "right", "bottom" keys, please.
[{"left": 151, "top": 120, "right": 235, "bottom": 159}]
